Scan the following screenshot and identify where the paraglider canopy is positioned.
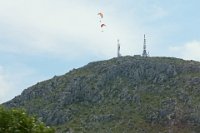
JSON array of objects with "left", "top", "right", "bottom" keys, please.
[
  {"left": 97, "top": 12, "right": 103, "bottom": 18},
  {"left": 101, "top": 24, "right": 106, "bottom": 28},
  {"left": 97, "top": 12, "right": 106, "bottom": 32}
]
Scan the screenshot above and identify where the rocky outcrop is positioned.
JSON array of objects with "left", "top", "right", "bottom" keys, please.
[{"left": 3, "top": 56, "right": 200, "bottom": 133}]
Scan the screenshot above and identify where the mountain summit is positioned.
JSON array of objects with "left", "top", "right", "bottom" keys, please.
[{"left": 3, "top": 56, "right": 200, "bottom": 133}]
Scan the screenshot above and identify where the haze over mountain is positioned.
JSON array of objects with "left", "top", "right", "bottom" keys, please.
[{"left": 3, "top": 56, "right": 200, "bottom": 133}]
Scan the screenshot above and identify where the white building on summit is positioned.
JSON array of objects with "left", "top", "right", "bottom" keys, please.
[{"left": 117, "top": 35, "right": 149, "bottom": 57}]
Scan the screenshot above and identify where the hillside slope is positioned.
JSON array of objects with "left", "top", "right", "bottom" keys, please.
[{"left": 3, "top": 56, "right": 200, "bottom": 133}]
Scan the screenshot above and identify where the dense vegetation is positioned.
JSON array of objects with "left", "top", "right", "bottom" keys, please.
[
  {"left": 0, "top": 106, "right": 54, "bottom": 133},
  {"left": 3, "top": 56, "right": 200, "bottom": 133}
]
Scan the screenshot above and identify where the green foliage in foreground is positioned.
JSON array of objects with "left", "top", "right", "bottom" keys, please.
[{"left": 0, "top": 106, "right": 55, "bottom": 133}]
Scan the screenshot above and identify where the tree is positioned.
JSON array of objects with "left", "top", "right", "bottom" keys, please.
[{"left": 0, "top": 106, "right": 55, "bottom": 133}]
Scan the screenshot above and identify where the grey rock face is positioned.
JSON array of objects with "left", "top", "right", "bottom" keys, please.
[{"left": 2, "top": 56, "right": 200, "bottom": 129}]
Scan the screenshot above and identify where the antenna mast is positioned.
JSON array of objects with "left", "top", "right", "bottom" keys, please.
[
  {"left": 142, "top": 34, "right": 148, "bottom": 57},
  {"left": 117, "top": 39, "right": 121, "bottom": 57}
]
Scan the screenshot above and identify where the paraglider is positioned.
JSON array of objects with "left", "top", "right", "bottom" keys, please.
[
  {"left": 101, "top": 24, "right": 106, "bottom": 28},
  {"left": 100, "top": 24, "right": 106, "bottom": 32},
  {"left": 97, "top": 12, "right": 103, "bottom": 19},
  {"left": 97, "top": 12, "right": 104, "bottom": 23},
  {"left": 97, "top": 12, "right": 106, "bottom": 32}
]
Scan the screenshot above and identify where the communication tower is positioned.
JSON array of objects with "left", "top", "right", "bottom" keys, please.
[
  {"left": 117, "top": 39, "right": 121, "bottom": 57},
  {"left": 142, "top": 34, "right": 148, "bottom": 57}
]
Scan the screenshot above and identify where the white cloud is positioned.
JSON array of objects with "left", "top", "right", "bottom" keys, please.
[
  {"left": 0, "top": 0, "right": 173, "bottom": 103},
  {"left": 169, "top": 41, "right": 200, "bottom": 61},
  {"left": 0, "top": 0, "right": 145, "bottom": 58},
  {"left": 0, "top": 66, "right": 13, "bottom": 103},
  {"left": 0, "top": 0, "right": 146, "bottom": 103},
  {"left": 0, "top": 64, "right": 48, "bottom": 104}
]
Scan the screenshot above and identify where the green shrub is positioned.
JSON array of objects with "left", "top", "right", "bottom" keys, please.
[{"left": 0, "top": 106, "right": 54, "bottom": 133}]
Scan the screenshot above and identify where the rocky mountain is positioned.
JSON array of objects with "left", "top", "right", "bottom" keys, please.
[{"left": 3, "top": 56, "right": 200, "bottom": 133}]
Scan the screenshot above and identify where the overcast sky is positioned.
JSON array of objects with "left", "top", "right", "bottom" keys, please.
[{"left": 0, "top": 0, "right": 200, "bottom": 103}]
